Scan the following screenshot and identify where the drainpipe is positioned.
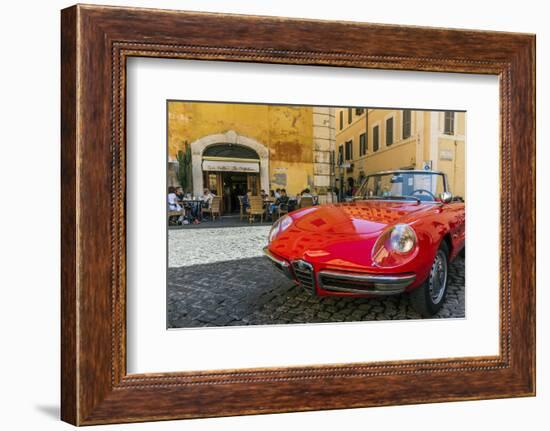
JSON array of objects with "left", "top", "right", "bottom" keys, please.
[
  {"left": 453, "top": 139, "right": 457, "bottom": 195},
  {"left": 365, "top": 108, "right": 369, "bottom": 177}
]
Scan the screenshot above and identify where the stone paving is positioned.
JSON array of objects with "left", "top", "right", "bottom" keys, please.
[
  {"left": 168, "top": 225, "right": 270, "bottom": 268},
  {"left": 167, "top": 225, "right": 465, "bottom": 328}
]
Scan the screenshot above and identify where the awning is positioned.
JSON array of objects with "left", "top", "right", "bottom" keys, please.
[{"left": 202, "top": 159, "right": 260, "bottom": 173}]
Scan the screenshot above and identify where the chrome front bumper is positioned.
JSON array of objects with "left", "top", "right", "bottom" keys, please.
[
  {"left": 317, "top": 270, "right": 415, "bottom": 295},
  {"left": 263, "top": 247, "right": 294, "bottom": 280},
  {"left": 263, "top": 247, "right": 416, "bottom": 296}
]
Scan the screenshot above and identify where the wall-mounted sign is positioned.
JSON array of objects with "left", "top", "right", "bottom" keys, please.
[
  {"left": 439, "top": 149, "right": 454, "bottom": 161},
  {"left": 202, "top": 160, "right": 259, "bottom": 173}
]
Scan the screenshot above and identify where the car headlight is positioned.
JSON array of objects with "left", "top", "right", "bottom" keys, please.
[
  {"left": 372, "top": 224, "right": 418, "bottom": 267},
  {"left": 268, "top": 219, "right": 281, "bottom": 242},
  {"left": 268, "top": 215, "right": 293, "bottom": 242},
  {"left": 389, "top": 224, "right": 416, "bottom": 254}
]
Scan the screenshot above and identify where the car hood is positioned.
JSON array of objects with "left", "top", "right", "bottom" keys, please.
[{"left": 290, "top": 200, "right": 435, "bottom": 236}]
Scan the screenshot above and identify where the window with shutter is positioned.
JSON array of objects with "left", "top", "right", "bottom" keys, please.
[
  {"left": 359, "top": 133, "right": 366, "bottom": 156},
  {"left": 345, "top": 140, "right": 353, "bottom": 160},
  {"left": 386, "top": 117, "right": 394, "bottom": 146},
  {"left": 402, "top": 110, "right": 411, "bottom": 139},
  {"left": 444, "top": 111, "right": 455, "bottom": 135}
]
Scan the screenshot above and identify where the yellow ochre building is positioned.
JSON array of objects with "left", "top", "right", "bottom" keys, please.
[
  {"left": 168, "top": 102, "right": 466, "bottom": 214},
  {"left": 335, "top": 108, "right": 466, "bottom": 199},
  {"left": 168, "top": 101, "right": 336, "bottom": 213}
]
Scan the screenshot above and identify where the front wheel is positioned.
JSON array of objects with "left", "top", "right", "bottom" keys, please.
[{"left": 410, "top": 241, "right": 449, "bottom": 317}]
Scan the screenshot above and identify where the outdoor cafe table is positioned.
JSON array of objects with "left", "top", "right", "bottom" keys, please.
[
  {"left": 180, "top": 199, "right": 203, "bottom": 218},
  {"left": 263, "top": 199, "right": 275, "bottom": 220}
]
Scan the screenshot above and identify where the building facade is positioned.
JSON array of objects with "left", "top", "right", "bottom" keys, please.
[
  {"left": 335, "top": 108, "right": 466, "bottom": 199},
  {"left": 168, "top": 102, "right": 336, "bottom": 213}
]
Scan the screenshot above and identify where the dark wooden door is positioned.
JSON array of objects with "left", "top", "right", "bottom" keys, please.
[{"left": 247, "top": 173, "right": 260, "bottom": 196}]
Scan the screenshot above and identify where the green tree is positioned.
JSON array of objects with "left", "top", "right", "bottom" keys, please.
[{"left": 176, "top": 142, "right": 193, "bottom": 192}]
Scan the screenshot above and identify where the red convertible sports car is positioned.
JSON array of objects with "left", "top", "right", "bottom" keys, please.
[{"left": 264, "top": 170, "right": 465, "bottom": 317}]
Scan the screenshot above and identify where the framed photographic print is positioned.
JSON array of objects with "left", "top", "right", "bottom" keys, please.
[
  {"left": 163, "top": 101, "right": 466, "bottom": 330},
  {"left": 61, "top": 4, "right": 535, "bottom": 425}
]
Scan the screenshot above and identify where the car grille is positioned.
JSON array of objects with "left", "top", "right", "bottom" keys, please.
[
  {"left": 292, "top": 260, "right": 315, "bottom": 293},
  {"left": 317, "top": 271, "right": 414, "bottom": 295},
  {"left": 320, "top": 274, "right": 375, "bottom": 290}
]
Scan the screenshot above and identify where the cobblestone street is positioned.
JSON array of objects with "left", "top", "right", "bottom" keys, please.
[{"left": 167, "top": 225, "right": 465, "bottom": 328}]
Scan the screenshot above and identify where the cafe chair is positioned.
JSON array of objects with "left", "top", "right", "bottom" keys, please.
[
  {"left": 167, "top": 209, "right": 185, "bottom": 225},
  {"left": 299, "top": 196, "right": 314, "bottom": 208},
  {"left": 202, "top": 196, "right": 221, "bottom": 220},
  {"left": 276, "top": 203, "right": 289, "bottom": 219},
  {"left": 248, "top": 196, "right": 265, "bottom": 223}
]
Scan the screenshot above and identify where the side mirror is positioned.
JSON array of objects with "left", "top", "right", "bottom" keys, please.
[{"left": 440, "top": 191, "right": 453, "bottom": 204}]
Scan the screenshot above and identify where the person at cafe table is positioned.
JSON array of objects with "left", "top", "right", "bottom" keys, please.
[
  {"left": 260, "top": 189, "right": 268, "bottom": 200},
  {"left": 297, "top": 188, "right": 313, "bottom": 206},
  {"left": 175, "top": 186, "right": 185, "bottom": 202},
  {"left": 275, "top": 188, "right": 290, "bottom": 213},
  {"left": 202, "top": 188, "right": 216, "bottom": 209},
  {"left": 241, "top": 189, "right": 252, "bottom": 210},
  {"left": 167, "top": 186, "right": 184, "bottom": 224}
]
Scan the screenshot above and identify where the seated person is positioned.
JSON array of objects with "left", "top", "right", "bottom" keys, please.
[
  {"left": 167, "top": 186, "right": 184, "bottom": 224},
  {"left": 297, "top": 188, "right": 313, "bottom": 206},
  {"left": 175, "top": 187, "right": 185, "bottom": 202},
  {"left": 275, "top": 189, "right": 289, "bottom": 205},
  {"left": 301, "top": 188, "right": 313, "bottom": 198},
  {"left": 168, "top": 187, "right": 181, "bottom": 211},
  {"left": 202, "top": 188, "right": 216, "bottom": 209},
  {"left": 267, "top": 190, "right": 278, "bottom": 215},
  {"left": 274, "top": 189, "right": 290, "bottom": 214},
  {"left": 241, "top": 189, "right": 252, "bottom": 210}
]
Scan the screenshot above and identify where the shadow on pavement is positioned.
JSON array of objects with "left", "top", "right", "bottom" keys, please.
[{"left": 167, "top": 256, "right": 465, "bottom": 328}]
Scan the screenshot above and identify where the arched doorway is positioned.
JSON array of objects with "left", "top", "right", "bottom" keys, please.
[
  {"left": 202, "top": 143, "right": 261, "bottom": 213},
  {"left": 190, "top": 131, "right": 270, "bottom": 214}
]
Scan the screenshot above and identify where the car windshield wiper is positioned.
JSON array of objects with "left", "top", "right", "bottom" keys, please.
[
  {"left": 394, "top": 195, "right": 421, "bottom": 204},
  {"left": 356, "top": 195, "right": 421, "bottom": 204}
]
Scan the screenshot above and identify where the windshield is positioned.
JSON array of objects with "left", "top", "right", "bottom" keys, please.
[{"left": 355, "top": 172, "right": 446, "bottom": 202}]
